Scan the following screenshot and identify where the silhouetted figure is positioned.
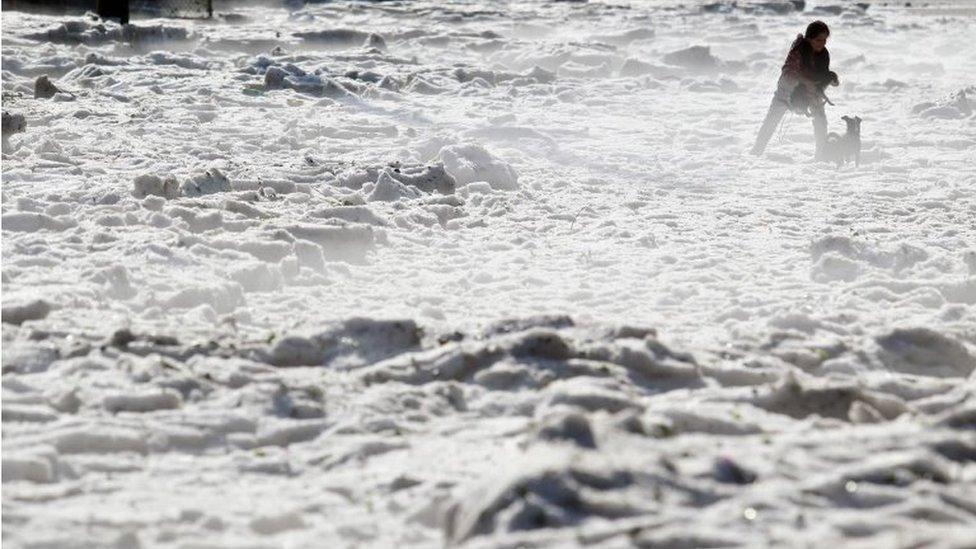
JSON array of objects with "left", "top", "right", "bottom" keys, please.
[
  {"left": 752, "top": 21, "right": 840, "bottom": 158},
  {"left": 96, "top": 0, "right": 129, "bottom": 25}
]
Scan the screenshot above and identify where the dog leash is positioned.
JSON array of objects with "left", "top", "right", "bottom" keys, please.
[
  {"left": 776, "top": 111, "right": 793, "bottom": 143},
  {"left": 817, "top": 88, "right": 835, "bottom": 107}
]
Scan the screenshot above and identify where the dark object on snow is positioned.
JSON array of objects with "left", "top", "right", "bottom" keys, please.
[
  {"left": 713, "top": 457, "right": 757, "bottom": 484},
  {"left": 2, "top": 111, "right": 27, "bottom": 136},
  {"left": 1, "top": 111, "right": 26, "bottom": 152},
  {"left": 34, "top": 75, "right": 59, "bottom": 99},
  {"left": 97, "top": 0, "right": 129, "bottom": 24},
  {"left": 536, "top": 413, "right": 597, "bottom": 449},
  {"left": 1, "top": 299, "right": 51, "bottom": 326}
]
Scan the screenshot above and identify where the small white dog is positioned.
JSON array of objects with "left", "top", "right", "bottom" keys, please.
[{"left": 823, "top": 115, "right": 862, "bottom": 167}]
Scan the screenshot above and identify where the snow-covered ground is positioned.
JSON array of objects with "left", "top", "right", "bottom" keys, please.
[{"left": 2, "top": 0, "right": 975, "bottom": 546}]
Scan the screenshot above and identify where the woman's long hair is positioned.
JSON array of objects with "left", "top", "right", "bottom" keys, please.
[{"left": 805, "top": 20, "right": 830, "bottom": 40}]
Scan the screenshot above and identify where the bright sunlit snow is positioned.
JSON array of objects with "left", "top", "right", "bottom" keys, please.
[{"left": 2, "top": 0, "right": 975, "bottom": 547}]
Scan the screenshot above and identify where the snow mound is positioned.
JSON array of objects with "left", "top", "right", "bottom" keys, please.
[
  {"left": 662, "top": 45, "right": 745, "bottom": 74},
  {"left": 263, "top": 65, "right": 354, "bottom": 98},
  {"left": 366, "top": 171, "right": 422, "bottom": 202},
  {"left": 753, "top": 374, "right": 907, "bottom": 422},
  {"left": 293, "top": 29, "right": 377, "bottom": 49},
  {"left": 703, "top": 1, "right": 802, "bottom": 14},
  {"left": 309, "top": 205, "right": 388, "bottom": 226},
  {"left": 809, "top": 235, "right": 930, "bottom": 282},
  {"left": 27, "top": 20, "right": 189, "bottom": 46},
  {"left": 164, "top": 281, "right": 244, "bottom": 314},
  {"left": 181, "top": 169, "right": 231, "bottom": 197},
  {"left": 339, "top": 163, "right": 457, "bottom": 199},
  {"left": 875, "top": 328, "right": 976, "bottom": 378},
  {"left": 2, "top": 313, "right": 974, "bottom": 547},
  {"left": 132, "top": 170, "right": 230, "bottom": 199},
  {"left": 132, "top": 174, "right": 180, "bottom": 200},
  {"left": 146, "top": 51, "right": 212, "bottom": 71},
  {"left": 619, "top": 58, "right": 679, "bottom": 78},
  {"left": 913, "top": 87, "right": 975, "bottom": 120},
  {"left": 591, "top": 28, "right": 655, "bottom": 46},
  {"left": 260, "top": 318, "right": 421, "bottom": 367},
  {"left": 359, "top": 322, "right": 702, "bottom": 390},
  {"left": 665, "top": 45, "right": 719, "bottom": 69},
  {"left": 284, "top": 223, "right": 376, "bottom": 263},
  {"left": 445, "top": 452, "right": 658, "bottom": 544},
  {"left": 388, "top": 164, "right": 457, "bottom": 195},
  {"left": 437, "top": 144, "right": 518, "bottom": 190},
  {"left": 2, "top": 212, "right": 77, "bottom": 232}
]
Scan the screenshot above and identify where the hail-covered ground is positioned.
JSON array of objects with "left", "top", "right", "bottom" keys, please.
[{"left": 2, "top": 0, "right": 975, "bottom": 547}]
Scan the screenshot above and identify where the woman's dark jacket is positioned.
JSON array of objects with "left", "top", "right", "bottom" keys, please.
[{"left": 775, "top": 35, "right": 835, "bottom": 106}]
